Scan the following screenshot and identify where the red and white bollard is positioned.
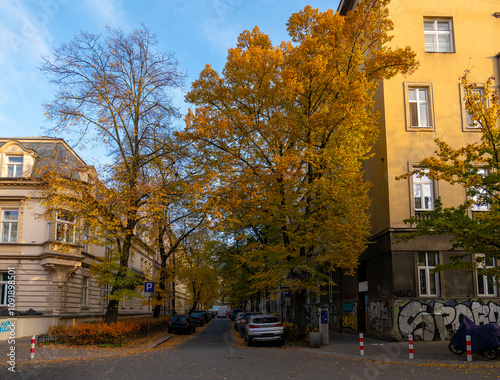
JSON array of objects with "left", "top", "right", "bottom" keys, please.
[
  {"left": 359, "top": 332, "right": 364, "bottom": 356},
  {"left": 466, "top": 335, "right": 472, "bottom": 362},
  {"left": 408, "top": 334, "right": 414, "bottom": 359},
  {"left": 30, "top": 335, "right": 36, "bottom": 359}
]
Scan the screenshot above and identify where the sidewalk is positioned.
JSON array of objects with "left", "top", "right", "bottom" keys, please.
[
  {"left": 295, "top": 331, "right": 500, "bottom": 367},
  {"left": 0, "top": 333, "right": 173, "bottom": 365}
]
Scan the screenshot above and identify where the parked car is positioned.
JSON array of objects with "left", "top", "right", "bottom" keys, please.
[
  {"left": 230, "top": 309, "right": 241, "bottom": 321},
  {"left": 196, "top": 310, "right": 211, "bottom": 323},
  {"left": 237, "top": 312, "right": 262, "bottom": 337},
  {"left": 190, "top": 312, "right": 206, "bottom": 326},
  {"left": 168, "top": 314, "right": 196, "bottom": 335},
  {"left": 234, "top": 312, "right": 244, "bottom": 330},
  {"left": 244, "top": 314, "right": 284, "bottom": 346}
]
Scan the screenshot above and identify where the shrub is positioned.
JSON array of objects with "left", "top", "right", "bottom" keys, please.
[{"left": 283, "top": 322, "right": 299, "bottom": 342}]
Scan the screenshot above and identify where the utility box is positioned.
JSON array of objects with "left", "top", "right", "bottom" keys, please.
[{"left": 319, "top": 308, "right": 329, "bottom": 345}]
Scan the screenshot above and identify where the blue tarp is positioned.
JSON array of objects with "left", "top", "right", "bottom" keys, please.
[{"left": 450, "top": 316, "right": 500, "bottom": 353}]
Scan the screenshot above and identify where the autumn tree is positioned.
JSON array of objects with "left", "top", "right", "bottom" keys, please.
[
  {"left": 182, "top": 0, "right": 417, "bottom": 336},
  {"left": 145, "top": 143, "right": 208, "bottom": 318},
  {"left": 40, "top": 25, "right": 186, "bottom": 323},
  {"left": 176, "top": 230, "right": 219, "bottom": 312},
  {"left": 398, "top": 72, "right": 500, "bottom": 281}
]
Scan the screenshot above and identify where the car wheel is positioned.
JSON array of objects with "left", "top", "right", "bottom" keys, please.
[
  {"left": 247, "top": 337, "right": 253, "bottom": 347},
  {"left": 448, "top": 342, "right": 465, "bottom": 355},
  {"left": 484, "top": 349, "right": 498, "bottom": 360},
  {"left": 279, "top": 336, "right": 285, "bottom": 346},
  {"left": 168, "top": 328, "right": 172, "bottom": 334}
]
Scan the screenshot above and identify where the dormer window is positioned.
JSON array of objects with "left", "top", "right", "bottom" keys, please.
[{"left": 6, "top": 155, "right": 23, "bottom": 177}]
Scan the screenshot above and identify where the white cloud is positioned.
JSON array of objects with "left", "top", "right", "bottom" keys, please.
[
  {"left": 0, "top": 0, "right": 54, "bottom": 64},
  {"left": 82, "top": 0, "right": 128, "bottom": 28}
]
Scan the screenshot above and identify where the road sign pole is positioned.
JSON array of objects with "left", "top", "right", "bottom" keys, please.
[{"left": 148, "top": 294, "right": 151, "bottom": 336}]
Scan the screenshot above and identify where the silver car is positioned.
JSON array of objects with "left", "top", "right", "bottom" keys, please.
[{"left": 244, "top": 314, "right": 285, "bottom": 346}]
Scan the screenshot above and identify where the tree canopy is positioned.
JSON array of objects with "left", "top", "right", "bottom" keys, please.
[
  {"left": 40, "top": 25, "right": 187, "bottom": 323},
  {"left": 181, "top": 0, "right": 417, "bottom": 336}
]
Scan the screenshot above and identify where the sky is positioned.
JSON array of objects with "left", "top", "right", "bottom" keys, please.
[{"left": 0, "top": 0, "right": 340, "bottom": 165}]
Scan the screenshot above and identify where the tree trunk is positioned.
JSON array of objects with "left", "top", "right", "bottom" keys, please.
[{"left": 293, "top": 289, "right": 307, "bottom": 339}]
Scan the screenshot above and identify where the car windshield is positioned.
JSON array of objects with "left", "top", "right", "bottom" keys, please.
[
  {"left": 171, "top": 316, "right": 187, "bottom": 323},
  {"left": 252, "top": 316, "right": 279, "bottom": 323}
]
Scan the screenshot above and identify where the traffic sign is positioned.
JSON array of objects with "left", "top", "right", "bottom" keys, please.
[{"left": 144, "top": 282, "right": 155, "bottom": 293}]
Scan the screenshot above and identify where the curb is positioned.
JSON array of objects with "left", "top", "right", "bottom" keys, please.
[{"left": 146, "top": 334, "right": 174, "bottom": 349}]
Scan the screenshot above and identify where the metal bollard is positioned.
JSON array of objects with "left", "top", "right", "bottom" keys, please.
[
  {"left": 30, "top": 335, "right": 36, "bottom": 359},
  {"left": 466, "top": 335, "right": 472, "bottom": 362},
  {"left": 359, "top": 332, "right": 364, "bottom": 356},
  {"left": 408, "top": 334, "right": 414, "bottom": 359}
]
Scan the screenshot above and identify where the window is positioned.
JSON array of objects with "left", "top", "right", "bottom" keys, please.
[
  {"left": 413, "top": 170, "right": 434, "bottom": 211},
  {"left": 424, "top": 18, "right": 454, "bottom": 52},
  {"left": 471, "top": 168, "right": 489, "bottom": 212},
  {"left": 103, "top": 284, "right": 112, "bottom": 306},
  {"left": 404, "top": 83, "right": 434, "bottom": 130},
  {"left": 0, "top": 272, "right": 8, "bottom": 306},
  {"left": 418, "top": 252, "right": 440, "bottom": 296},
  {"left": 462, "top": 87, "right": 485, "bottom": 130},
  {"left": 5, "top": 155, "right": 23, "bottom": 178},
  {"left": 82, "top": 225, "right": 89, "bottom": 252},
  {"left": 1, "top": 210, "right": 18, "bottom": 243},
  {"left": 56, "top": 211, "right": 75, "bottom": 243},
  {"left": 82, "top": 276, "right": 89, "bottom": 307},
  {"left": 476, "top": 255, "right": 497, "bottom": 296}
]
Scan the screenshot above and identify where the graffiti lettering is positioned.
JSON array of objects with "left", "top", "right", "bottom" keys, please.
[
  {"left": 393, "top": 290, "right": 414, "bottom": 298},
  {"left": 368, "top": 301, "right": 393, "bottom": 333},
  {"left": 342, "top": 315, "right": 357, "bottom": 330},
  {"left": 397, "top": 299, "right": 500, "bottom": 341}
]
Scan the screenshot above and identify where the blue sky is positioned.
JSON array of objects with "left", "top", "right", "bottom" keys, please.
[{"left": 0, "top": 0, "right": 340, "bottom": 164}]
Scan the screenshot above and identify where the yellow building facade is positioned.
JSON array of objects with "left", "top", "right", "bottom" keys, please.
[{"left": 335, "top": 0, "right": 500, "bottom": 340}]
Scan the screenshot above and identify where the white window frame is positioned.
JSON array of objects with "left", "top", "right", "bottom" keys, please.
[
  {"left": 418, "top": 252, "right": 440, "bottom": 296},
  {"left": 471, "top": 168, "right": 490, "bottom": 212},
  {"left": 82, "top": 276, "right": 89, "bottom": 307},
  {"left": 413, "top": 169, "right": 434, "bottom": 212},
  {"left": 5, "top": 155, "right": 23, "bottom": 178},
  {"left": 404, "top": 83, "right": 434, "bottom": 130},
  {"left": 1, "top": 209, "right": 19, "bottom": 243},
  {"left": 476, "top": 255, "right": 497, "bottom": 296},
  {"left": 0, "top": 272, "right": 8, "bottom": 306},
  {"left": 56, "top": 211, "right": 75, "bottom": 244},
  {"left": 424, "top": 18, "right": 454, "bottom": 53}
]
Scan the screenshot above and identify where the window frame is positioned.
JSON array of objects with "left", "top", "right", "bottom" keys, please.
[
  {"left": 470, "top": 168, "right": 490, "bottom": 212},
  {"left": 5, "top": 155, "right": 24, "bottom": 178},
  {"left": 0, "top": 272, "right": 8, "bottom": 306},
  {"left": 424, "top": 18, "right": 454, "bottom": 53},
  {"left": 461, "top": 84, "right": 486, "bottom": 131},
  {"left": 404, "top": 83, "right": 435, "bottom": 131},
  {"left": 82, "top": 276, "right": 89, "bottom": 307},
  {"left": 55, "top": 211, "right": 76, "bottom": 244},
  {"left": 417, "top": 252, "right": 441, "bottom": 297},
  {"left": 476, "top": 255, "right": 498, "bottom": 297},
  {"left": 1, "top": 209, "right": 19, "bottom": 243},
  {"left": 411, "top": 168, "right": 436, "bottom": 216}
]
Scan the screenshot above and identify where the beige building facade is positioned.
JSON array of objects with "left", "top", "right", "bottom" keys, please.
[{"left": 0, "top": 137, "right": 163, "bottom": 339}]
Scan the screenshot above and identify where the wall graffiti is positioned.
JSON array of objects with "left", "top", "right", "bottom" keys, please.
[
  {"left": 342, "top": 302, "right": 357, "bottom": 330},
  {"left": 397, "top": 299, "right": 500, "bottom": 341},
  {"left": 368, "top": 301, "right": 393, "bottom": 333}
]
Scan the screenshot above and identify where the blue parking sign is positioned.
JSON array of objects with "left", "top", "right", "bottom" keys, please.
[{"left": 144, "top": 282, "right": 155, "bottom": 293}]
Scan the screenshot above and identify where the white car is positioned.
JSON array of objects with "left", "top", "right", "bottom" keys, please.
[{"left": 244, "top": 314, "right": 285, "bottom": 346}]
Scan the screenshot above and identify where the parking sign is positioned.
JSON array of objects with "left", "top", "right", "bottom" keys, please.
[{"left": 144, "top": 282, "right": 155, "bottom": 293}]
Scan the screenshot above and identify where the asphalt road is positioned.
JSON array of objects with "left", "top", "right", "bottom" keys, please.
[{"left": 4, "top": 318, "right": 499, "bottom": 380}]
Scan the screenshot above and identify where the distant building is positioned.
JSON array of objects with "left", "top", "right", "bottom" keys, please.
[{"left": 0, "top": 137, "right": 165, "bottom": 339}]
